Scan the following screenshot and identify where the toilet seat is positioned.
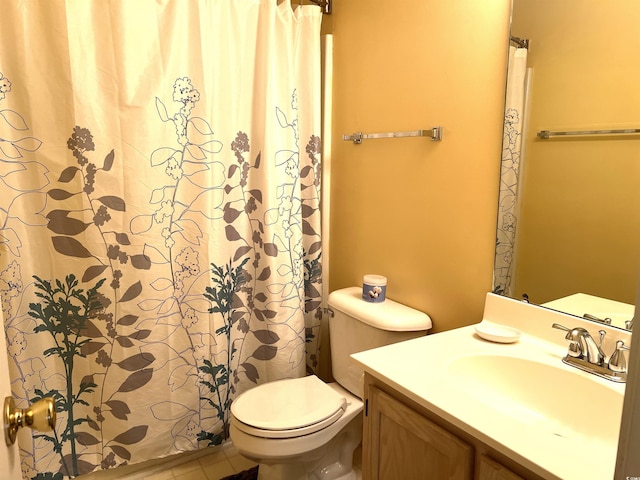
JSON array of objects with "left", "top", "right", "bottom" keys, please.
[{"left": 231, "top": 375, "right": 347, "bottom": 439}]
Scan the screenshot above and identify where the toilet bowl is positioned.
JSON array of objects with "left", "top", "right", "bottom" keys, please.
[
  {"left": 230, "top": 376, "right": 363, "bottom": 480},
  {"left": 229, "top": 287, "right": 432, "bottom": 480}
]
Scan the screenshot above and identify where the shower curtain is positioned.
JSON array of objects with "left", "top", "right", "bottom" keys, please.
[
  {"left": 0, "top": 1, "right": 323, "bottom": 477},
  {"left": 494, "top": 45, "right": 529, "bottom": 297}
]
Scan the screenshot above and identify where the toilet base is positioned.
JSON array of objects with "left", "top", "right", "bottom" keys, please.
[
  {"left": 258, "top": 464, "right": 357, "bottom": 480},
  {"left": 249, "top": 413, "right": 363, "bottom": 480}
]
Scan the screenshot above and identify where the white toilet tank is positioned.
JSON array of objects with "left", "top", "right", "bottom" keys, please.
[{"left": 327, "top": 287, "right": 432, "bottom": 397}]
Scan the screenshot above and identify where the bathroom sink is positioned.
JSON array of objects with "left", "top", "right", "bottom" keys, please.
[
  {"left": 447, "top": 354, "right": 624, "bottom": 443},
  {"left": 351, "top": 295, "right": 631, "bottom": 480}
]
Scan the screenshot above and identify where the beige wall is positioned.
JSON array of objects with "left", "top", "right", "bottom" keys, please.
[
  {"left": 512, "top": 0, "right": 640, "bottom": 305},
  {"left": 328, "top": 0, "right": 511, "bottom": 333}
]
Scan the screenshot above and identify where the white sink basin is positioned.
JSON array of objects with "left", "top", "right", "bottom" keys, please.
[{"left": 447, "top": 354, "right": 624, "bottom": 443}]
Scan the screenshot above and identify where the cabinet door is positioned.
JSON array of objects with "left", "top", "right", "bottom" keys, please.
[
  {"left": 364, "top": 385, "right": 473, "bottom": 480},
  {"left": 477, "top": 455, "right": 525, "bottom": 480}
]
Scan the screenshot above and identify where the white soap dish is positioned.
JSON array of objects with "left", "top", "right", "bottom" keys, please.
[{"left": 474, "top": 322, "right": 521, "bottom": 344}]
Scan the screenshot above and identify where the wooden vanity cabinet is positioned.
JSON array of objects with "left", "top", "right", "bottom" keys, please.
[
  {"left": 362, "top": 373, "right": 539, "bottom": 480},
  {"left": 363, "top": 382, "right": 473, "bottom": 479}
]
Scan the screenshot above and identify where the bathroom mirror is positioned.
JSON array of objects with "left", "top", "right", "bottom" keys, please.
[{"left": 493, "top": 0, "right": 640, "bottom": 330}]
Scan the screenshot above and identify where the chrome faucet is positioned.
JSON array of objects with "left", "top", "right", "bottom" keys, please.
[{"left": 552, "top": 323, "right": 629, "bottom": 382}]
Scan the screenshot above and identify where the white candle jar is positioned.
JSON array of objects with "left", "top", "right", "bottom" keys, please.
[{"left": 362, "top": 274, "right": 387, "bottom": 303}]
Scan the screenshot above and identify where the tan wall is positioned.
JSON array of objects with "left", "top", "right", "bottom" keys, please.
[
  {"left": 328, "top": 0, "right": 511, "bottom": 333},
  {"left": 512, "top": 0, "right": 640, "bottom": 305}
]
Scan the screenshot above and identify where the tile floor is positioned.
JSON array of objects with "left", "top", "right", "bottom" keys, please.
[
  {"left": 82, "top": 443, "right": 257, "bottom": 480},
  {"left": 81, "top": 443, "right": 361, "bottom": 480}
]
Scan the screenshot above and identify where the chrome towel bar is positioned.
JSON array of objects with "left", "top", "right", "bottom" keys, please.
[
  {"left": 342, "top": 126, "right": 443, "bottom": 144},
  {"left": 537, "top": 128, "right": 640, "bottom": 139}
]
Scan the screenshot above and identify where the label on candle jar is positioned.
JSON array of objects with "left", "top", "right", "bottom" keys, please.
[{"left": 362, "top": 274, "right": 387, "bottom": 303}]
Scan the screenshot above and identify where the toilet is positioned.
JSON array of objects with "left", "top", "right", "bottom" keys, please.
[{"left": 229, "top": 286, "right": 432, "bottom": 480}]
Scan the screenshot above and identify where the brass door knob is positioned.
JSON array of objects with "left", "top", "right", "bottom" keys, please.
[{"left": 4, "top": 396, "right": 56, "bottom": 446}]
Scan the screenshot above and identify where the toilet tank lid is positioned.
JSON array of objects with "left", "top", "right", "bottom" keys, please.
[{"left": 328, "top": 287, "right": 432, "bottom": 332}]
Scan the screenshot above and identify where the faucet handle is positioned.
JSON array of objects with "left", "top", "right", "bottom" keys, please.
[
  {"left": 552, "top": 323, "right": 570, "bottom": 333},
  {"left": 552, "top": 323, "right": 587, "bottom": 340},
  {"left": 552, "top": 323, "right": 583, "bottom": 357},
  {"left": 583, "top": 313, "right": 612, "bottom": 325},
  {"left": 609, "top": 340, "right": 631, "bottom": 373}
]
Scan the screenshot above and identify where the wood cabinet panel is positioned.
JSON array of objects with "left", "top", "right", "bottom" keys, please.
[
  {"left": 477, "top": 454, "right": 526, "bottom": 480},
  {"left": 364, "top": 385, "right": 473, "bottom": 480}
]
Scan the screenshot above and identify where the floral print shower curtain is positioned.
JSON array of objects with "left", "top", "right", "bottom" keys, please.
[
  {"left": 494, "top": 45, "right": 528, "bottom": 297},
  {"left": 0, "top": 1, "right": 323, "bottom": 477}
]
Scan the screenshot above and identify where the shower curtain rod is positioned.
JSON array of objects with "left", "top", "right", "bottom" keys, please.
[
  {"left": 510, "top": 36, "right": 529, "bottom": 49},
  {"left": 309, "top": 0, "right": 332, "bottom": 14}
]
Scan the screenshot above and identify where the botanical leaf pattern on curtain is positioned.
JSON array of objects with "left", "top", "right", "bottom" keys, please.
[{"left": 0, "top": 1, "right": 323, "bottom": 478}]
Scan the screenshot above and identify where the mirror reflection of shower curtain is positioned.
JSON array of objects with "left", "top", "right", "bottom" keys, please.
[
  {"left": 494, "top": 46, "right": 530, "bottom": 297},
  {"left": 0, "top": 1, "right": 323, "bottom": 477}
]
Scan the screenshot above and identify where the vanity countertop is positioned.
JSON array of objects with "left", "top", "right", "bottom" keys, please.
[{"left": 351, "top": 294, "right": 629, "bottom": 480}]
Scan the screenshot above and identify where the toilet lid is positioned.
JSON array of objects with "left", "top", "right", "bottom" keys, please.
[{"left": 231, "top": 375, "right": 347, "bottom": 438}]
